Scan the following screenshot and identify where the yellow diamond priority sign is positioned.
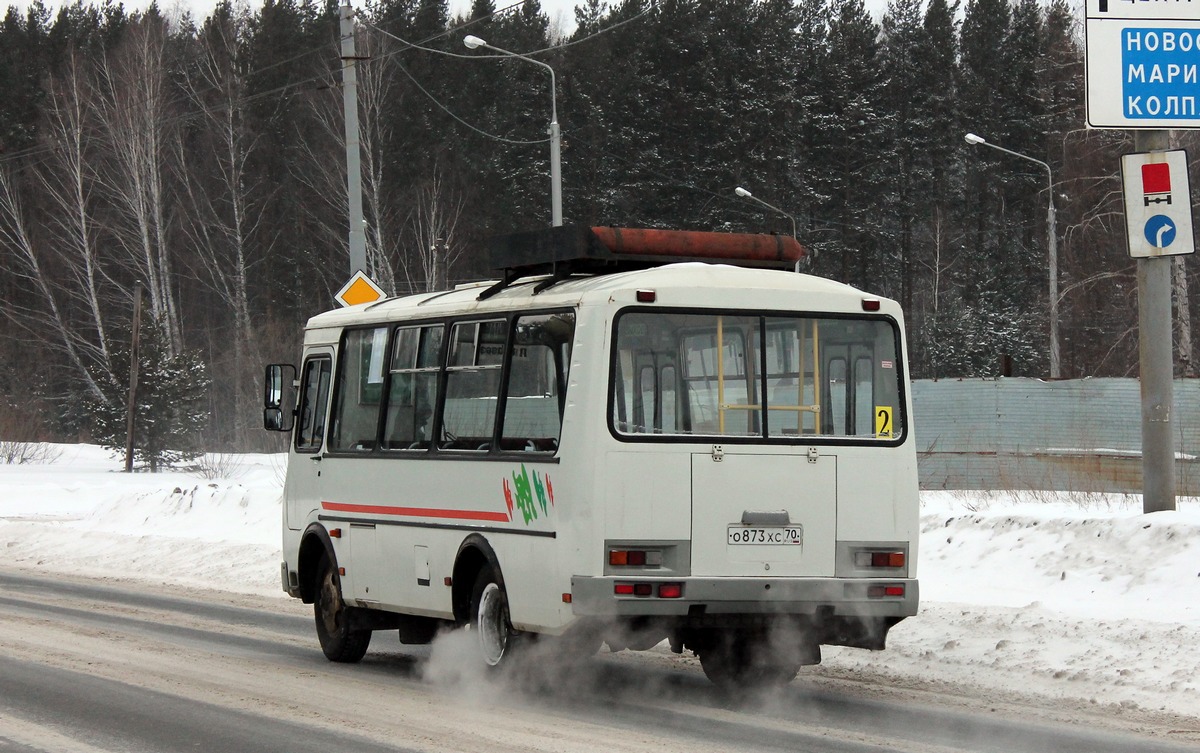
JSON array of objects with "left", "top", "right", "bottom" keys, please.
[{"left": 334, "top": 271, "right": 386, "bottom": 307}]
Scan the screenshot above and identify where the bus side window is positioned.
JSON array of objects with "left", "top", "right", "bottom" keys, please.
[
  {"left": 501, "top": 312, "right": 575, "bottom": 452},
  {"left": 383, "top": 325, "right": 443, "bottom": 450},
  {"left": 442, "top": 320, "right": 506, "bottom": 451},
  {"left": 296, "top": 357, "right": 332, "bottom": 452},
  {"left": 329, "top": 327, "right": 388, "bottom": 452}
]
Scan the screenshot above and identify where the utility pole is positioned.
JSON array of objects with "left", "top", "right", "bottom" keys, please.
[
  {"left": 123, "top": 285, "right": 142, "bottom": 473},
  {"left": 1135, "top": 129, "right": 1176, "bottom": 514},
  {"left": 433, "top": 237, "right": 449, "bottom": 292},
  {"left": 340, "top": 0, "right": 367, "bottom": 276}
]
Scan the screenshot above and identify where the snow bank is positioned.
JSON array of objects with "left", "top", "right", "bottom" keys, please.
[
  {"left": 0, "top": 444, "right": 285, "bottom": 596},
  {"left": 1, "top": 445, "right": 1197, "bottom": 720},
  {"left": 820, "top": 491, "right": 1200, "bottom": 720}
]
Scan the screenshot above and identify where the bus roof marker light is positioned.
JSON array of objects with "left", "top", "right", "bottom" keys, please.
[
  {"left": 862, "top": 298, "right": 881, "bottom": 312},
  {"left": 636, "top": 289, "right": 656, "bottom": 303}
]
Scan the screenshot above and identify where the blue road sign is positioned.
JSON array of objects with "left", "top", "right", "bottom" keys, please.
[{"left": 1144, "top": 214, "right": 1178, "bottom": 248}]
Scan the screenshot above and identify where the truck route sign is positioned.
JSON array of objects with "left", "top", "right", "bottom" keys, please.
[
  {"left": 1120, "top": 149, "right": 1195, "bottom": 257},
  {"left": 1086, "top": 0, "right": 1200, "bottom": 129}
]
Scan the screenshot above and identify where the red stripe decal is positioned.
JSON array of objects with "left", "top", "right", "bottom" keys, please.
[{"left": 322, "top": 501, "right": 510, "bottom": 522}]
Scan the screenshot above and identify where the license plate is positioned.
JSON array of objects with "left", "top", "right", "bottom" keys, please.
[{"left": 727, "top": 525, "right": 803, "bottom": 545}]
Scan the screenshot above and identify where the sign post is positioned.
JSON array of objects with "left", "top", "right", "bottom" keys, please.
[{"left": 1086, "top": 0, "right": 1194, "bottom": 513}]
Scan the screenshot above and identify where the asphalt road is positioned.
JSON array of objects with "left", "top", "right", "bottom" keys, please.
[{"left": 0, "top": 570, "right": 1192, "bottom": 753}]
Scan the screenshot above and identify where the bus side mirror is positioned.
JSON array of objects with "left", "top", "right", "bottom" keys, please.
[{"left": 263, "top": 364, "right": 297, "bottom": 432}]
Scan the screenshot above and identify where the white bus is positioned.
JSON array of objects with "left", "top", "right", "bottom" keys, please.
[{"left": 264, "top": 226, "right": 919, "bottom": 689}]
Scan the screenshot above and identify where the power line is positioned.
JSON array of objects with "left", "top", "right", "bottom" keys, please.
[
  {"left": 353, "top": 7, "right": 651, "bottom": 146},
  {"left": 0, "top": 0, "right": 537, "bottom": 168}
]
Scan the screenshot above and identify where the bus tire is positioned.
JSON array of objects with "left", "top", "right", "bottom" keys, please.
[
  {"left": 314, "top": 553, "right": 371, "bottom": 663},
  {"left": 470, "top": 566, "right": 516, "bottom": 668}
]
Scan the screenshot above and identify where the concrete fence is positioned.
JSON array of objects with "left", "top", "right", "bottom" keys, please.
[{"left": 911, "top": 378, "right": 1200, "bottom": 494}]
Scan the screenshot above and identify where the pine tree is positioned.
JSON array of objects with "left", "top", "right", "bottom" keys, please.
[
  {"left": 812, "top": 0, "right": 885, "bottom": 291},
  {"left": 0, "top": 2, "right": 51, "bottom": 152},
  {"left": 560, "top": 0, "right": 656, "bottom": 225},
  {"left": 87, "top": 313, "right": 211, "bottom": 472}
]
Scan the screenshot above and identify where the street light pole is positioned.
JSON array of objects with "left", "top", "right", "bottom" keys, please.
[
  {"left": 464, "top": 35, "right": 561, "bottom": 227},
  {"left": 965, "top": 132, "right": 1060, "bottom": 379},
  {"left": 734, "top": 186, "right": 800, "bottom": 272}
]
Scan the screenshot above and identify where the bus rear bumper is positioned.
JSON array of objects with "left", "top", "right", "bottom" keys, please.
[
  {"left": 570, "top": 576, "right": 917, "bottom": 651},
  {"left": 570, "top": 575, "right": 918, "bottom": 619}
]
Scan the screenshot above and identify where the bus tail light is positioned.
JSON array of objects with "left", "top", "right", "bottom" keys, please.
[
  {"left": 658, "top": 583, "right": 683, "bottom": 599},
  {"left": 868, "top": 584, "right": 905, "bottom": 598},
  {"left": 614, "top": 585, "right": 662, "bottom": 597},
  {"left": 609, "top": 548, "right": 663, "bottom": 567},
  {"left": 855, "top": 551, "right": 905, "bottom": 569}
]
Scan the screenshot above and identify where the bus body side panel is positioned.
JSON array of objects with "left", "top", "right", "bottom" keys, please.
[
  {"left": 834, "top": 445, "right": 920, "bottom": 575},
  {"left": 315, "top": 454, "right": 564, "bottom": 630},
  {"left": 602, "top": 451, "right": 691, "bottom": 542},
  {"left": 546, "top": 301, "right": 611, "bottom": 616}
]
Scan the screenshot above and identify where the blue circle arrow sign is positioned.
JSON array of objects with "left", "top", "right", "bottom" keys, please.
[{"left": 1144, "top": 215, "right": 1177, "bottom": 249}]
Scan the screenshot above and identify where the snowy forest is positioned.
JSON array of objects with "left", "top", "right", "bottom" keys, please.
[{"left": 0, "top": 0, "right": 1192, "bottom": 454}]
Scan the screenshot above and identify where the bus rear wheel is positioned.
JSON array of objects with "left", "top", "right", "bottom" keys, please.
[
  {"left": 314, "top": 553, "right": 371, "bottom": 663},
  {"left": 470, "top": 567, "right": 515, "bottom": 668}
]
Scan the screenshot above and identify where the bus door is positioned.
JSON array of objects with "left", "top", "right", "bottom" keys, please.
[{"left": 286, "top": 349, "right": 334, "bottom": 531}]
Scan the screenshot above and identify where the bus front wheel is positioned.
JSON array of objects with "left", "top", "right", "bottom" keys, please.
[
  {"left": 314, "top": 553, "right": 371, "bottom": 663},
  {"left": 470, "top": 567, "right": 515, "bottom": 668}
]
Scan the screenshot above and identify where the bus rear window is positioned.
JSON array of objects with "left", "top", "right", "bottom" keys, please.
[{"left": 611, "top": 311, "right": 904, "bottom": 441}]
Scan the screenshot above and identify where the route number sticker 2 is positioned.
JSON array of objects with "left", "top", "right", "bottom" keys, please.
[{"left": 875, "top": 406, "right": 893, "bottom": 438}]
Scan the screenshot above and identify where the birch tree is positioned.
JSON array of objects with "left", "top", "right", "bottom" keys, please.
[
  {"left": 175, "top": 2, "right": 265, "bottom": 441},
  {"left": 38, "top": 51, "right": 114, "bottom": 381},
  {"left": 0, "top": 164, "right": 111, "bottom": 404},
  {"left": 97, "top": 12, "right": 182, "bottom": 354}
]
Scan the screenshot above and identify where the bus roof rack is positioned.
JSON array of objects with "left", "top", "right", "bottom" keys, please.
[{"left": 481, "top": 225, "right": 806, "bottom": 300}]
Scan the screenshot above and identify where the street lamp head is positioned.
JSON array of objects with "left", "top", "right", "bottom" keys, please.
[
  {"left": 734, "top": 186, "right": 752, "bottom": 198},
  {"left": 463, "top": 34, "right": 486, "bottom": 49},
  {"left": 964, "top": 132, "right": 986, "bottom": 146}
]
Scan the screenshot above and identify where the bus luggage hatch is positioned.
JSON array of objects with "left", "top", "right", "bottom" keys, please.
[{"left": 690, "top": 452, "right": 837, "bottom": 577}]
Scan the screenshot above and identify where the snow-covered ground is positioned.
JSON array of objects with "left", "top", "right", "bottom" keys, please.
[{"left": 1, "top": 444, "right": 1197, "bottom": 726}]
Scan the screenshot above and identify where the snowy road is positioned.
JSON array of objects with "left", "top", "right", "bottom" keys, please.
[{"left": 0, "top": 571, "right": 1192, "bottom": 753}]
